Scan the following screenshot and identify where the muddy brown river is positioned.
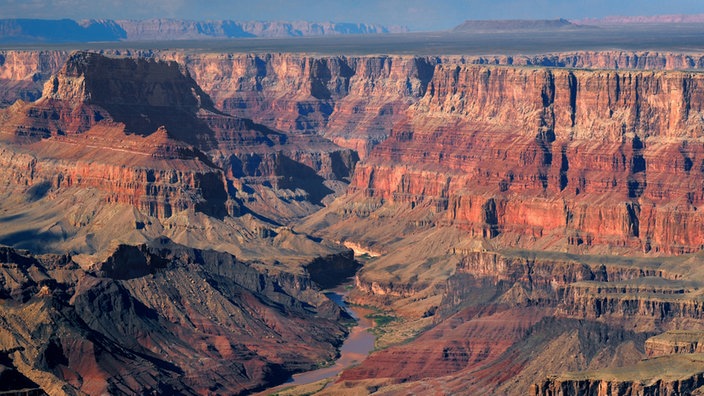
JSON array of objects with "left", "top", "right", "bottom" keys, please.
[{"left": 256, "top": 289, "right": 375, "bottom": 394}]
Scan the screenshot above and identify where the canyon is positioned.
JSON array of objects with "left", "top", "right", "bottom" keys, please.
[
  {"left": 2, "top": 27, "right": 704, "bottom": 395},
  {"left": 0, "top": 241, "right": 352, "bottom": 395}
]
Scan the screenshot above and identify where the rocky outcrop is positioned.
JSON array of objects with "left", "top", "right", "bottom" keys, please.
[
  {"left": 531, "top": 354, "right": 704, "bottom": 396},
  {"left": 645, "top": 331, "right": 704, "bottom": 357},
  {"left": 0, "top": 144, "right": 229, "bottom": 218},
  {"left": 0, "top": 52, "right": 235, "bottom": 221},
  {"left": 0, "top": 241, "right": 349, "bottom": 395},
  {"left": 304, "top": 250, "right": 360, "bottom": 289}
]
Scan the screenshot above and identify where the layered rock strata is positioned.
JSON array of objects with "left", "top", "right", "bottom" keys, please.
[
  {"left": 8, "top": 50, "right": 704, "bottom": 151},
  {"left": 173, "top": 51, "right": 704, "bottom": 394},
  {"left": 347, "top": 65, "right": 704, "bottom": 254},
  {"left": 329, "top": 249, "right": 703, "bottom": 394},
  {"left": 0, "top": 52, "right": 357, "bottom": 239},
  {"left": 5, "top": 48, "right": 704, "bottom": 395},
  {"left": 0, "top": 52, "right": 234, "bottom": 222},
  {"left": 645, "top": 330, "right": 704, "bottom": 356},
  {"left": 531, "top": 354, "right": 704, "bottom": 396}
]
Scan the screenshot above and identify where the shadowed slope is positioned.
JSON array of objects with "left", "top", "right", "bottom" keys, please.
[{"left": 0, "top": 242, "right": 351, "bottom": 395}]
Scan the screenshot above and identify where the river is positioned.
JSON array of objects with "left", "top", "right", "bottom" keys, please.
[{"left": 255, "top": 288, "right": 375, "bottom": 394}]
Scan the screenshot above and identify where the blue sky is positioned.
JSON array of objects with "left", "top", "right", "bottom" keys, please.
[{"left": 2, "top": 0, "right": 704, "bottom": 30}]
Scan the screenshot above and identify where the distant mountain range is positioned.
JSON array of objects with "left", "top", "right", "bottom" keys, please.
[
  {"left": 452, "top": 18, "right": 586, "bottom": 32},
  {"left": 452, "top": 15, "right": 704, "bottom": 32},
  {"left": 0, "top": 18, "right": 408, "bottom": 43},
  {"left": 576, "top": 13, "right": 704, "bottom": 25}
]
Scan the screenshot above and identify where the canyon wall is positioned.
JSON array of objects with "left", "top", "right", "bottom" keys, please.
[
  {"left": 350, "top": 64, "right": 704, "bottom": 254},
  {"left": 117, "top": 50, "right": 704, "bottom": 255},
  {"left": 0, "top": 144, "right": 230, "bottom": 219},
  {"left": 0, "top": 50, "right": 68, "bottom": 106},
  {"left": 6, "top": 49, "right": 704, "bottom": 150},
  {"left": 173, "top": 53, "right": 435, "bottom": 161},
  {"left": 0, "top": 52, "right": 360, "bottom": 226},
  {"left": 532, "top": 354, "right": 704, "bottom": 396},
  {"left": 441, "top": 251, "right": 695, "bottom": 324}
]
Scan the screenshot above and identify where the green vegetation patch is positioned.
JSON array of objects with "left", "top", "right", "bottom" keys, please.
[{"left": 367, "top": 313, "right": 398, "bottom": 327}]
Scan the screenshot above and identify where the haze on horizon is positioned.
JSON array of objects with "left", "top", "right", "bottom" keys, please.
[{"left": 1, "top": 0, "right": 704, "bottom": 31}]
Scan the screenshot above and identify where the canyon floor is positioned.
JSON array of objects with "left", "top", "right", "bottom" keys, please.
[{"left": 3, "top": 25, "right": 704, "bottom": 395}]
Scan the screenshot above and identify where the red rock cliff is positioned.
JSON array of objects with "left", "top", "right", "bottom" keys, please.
[
  {"left": 7, "top": 51, "right": 704, "bottom": 253},
  {"left": 173, "top": 53, "right": 435, "bottom": 160},
  {"left": 0, "top": 52, "right": 361, "bottom": 225},
  {"left": 348, "top": 65, "right": 704, "bottom": 254}
]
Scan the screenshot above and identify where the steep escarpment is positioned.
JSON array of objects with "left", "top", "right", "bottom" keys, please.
[
  {"left": 171, "top": 51, "right": 704, "bottom": 167},
  {"left": 531, "top": 354, "right": 704, "bottom": 396},
  {"left": 0, "top": 50, "right": 69, "bottom": 106},
  {"left": 6, "top": 49, "right": 704, "bottom": 110},
  {"left": 0, "top": 52, "right": 234, "bottom": 223},
  {"left": 0, "top": 242, "right": 349, "bottom": 395},
  {"left": 414, "top": 65, "right": 704, "bottom": 141},
  {"left": 6, "top": 50, "right": 704, "bottom": 158},
  {"left": 176, "top": 53, "right": 436, "bottom": 159},
  {"left": 0, "top": 52, "right": 359, "bottom": 258},
  {"left": 343, "top": 65, "right": 704, "bottom": 255}
]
